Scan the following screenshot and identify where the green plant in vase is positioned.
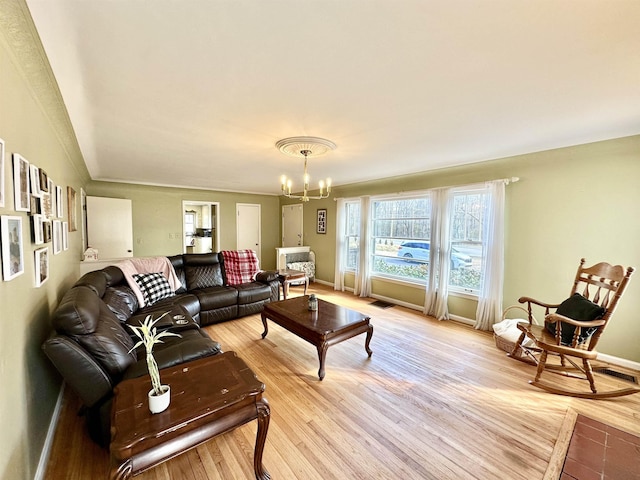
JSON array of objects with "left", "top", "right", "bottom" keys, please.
[{"left": 129, "top": 312, "right": 181, "bottom": 411}]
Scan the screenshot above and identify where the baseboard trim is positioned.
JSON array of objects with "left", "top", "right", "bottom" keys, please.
[
  {"left": 34, "top": 382, "right": 65, "bottom": 480},
  {"left": 597, "top": 353, "right": 640, "bottom": 372}
]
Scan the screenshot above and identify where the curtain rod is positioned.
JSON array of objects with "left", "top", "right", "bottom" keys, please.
[{"left": 333, "top": 176, "right": 520, "bottom": 201}]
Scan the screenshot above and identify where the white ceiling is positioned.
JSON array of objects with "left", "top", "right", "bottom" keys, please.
[{"left": 26, "top": 0, "right": 640, "bottom": 195}]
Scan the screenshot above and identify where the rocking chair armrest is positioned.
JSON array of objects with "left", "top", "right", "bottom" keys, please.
[
  {"left": 518, "top": 296, "right": 561, "bottom": 309},
  {"left": 544, "top": 313, "right": 606, "bottom": 329}
]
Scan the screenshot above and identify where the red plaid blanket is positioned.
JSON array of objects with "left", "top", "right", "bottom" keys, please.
[{"left": 221, "top": 250, "right": 260, "bottom": 285}]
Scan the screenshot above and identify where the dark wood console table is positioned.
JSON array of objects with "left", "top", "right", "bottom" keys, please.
[
  {"left": 110, "top": 352, "right": 270, "bottom": 479},
  {"left": 277, "top": 268, "right": 309, "bottom": 299}
]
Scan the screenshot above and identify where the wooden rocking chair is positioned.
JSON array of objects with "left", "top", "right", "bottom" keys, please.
[{"left": 510, "top": 258, "right": 637, "bottom": 399}]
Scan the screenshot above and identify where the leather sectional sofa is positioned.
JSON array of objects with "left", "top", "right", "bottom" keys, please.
[{"left": 42, "top": 252, "right": 279, "bottom": 446}]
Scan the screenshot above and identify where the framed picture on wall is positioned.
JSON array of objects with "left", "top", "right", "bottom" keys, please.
[
  {"left": 43, "top": 220, "right": 52, "bottom": 244},
  {"left": 62, "top": 221, "right": 69, "bottom": 250},
  {"left": 67, "top": 186, "right": 77, "bottom": 231},
  {"left": 1, "top": 215, "right": 25, "bottom": 281},
  {"left": 32, "top": 214, "right": 44, "bottom": 245},
  {"left": 13, "top": 154, "right": 30, "bottom": 212},
  {"left": 317, "top": 208, "right": 327, "bottom": 234},
  {"left": 39, "top": 169, "right": 49, "bottom": 193},
  {"left": 0, "top": 138, "right": 5, "bottom": 208},
  {"left": 56, "top": 185, "right": 64, "bottom": 218},
  {"left": 53, "top": 220, "right": 62, "bottom": 255},
  {"left": 29, "top": 164, "right": 42, "bottom": 198},
  {"left": 34, "top": 247, "right": 49, "bottom": 287}
]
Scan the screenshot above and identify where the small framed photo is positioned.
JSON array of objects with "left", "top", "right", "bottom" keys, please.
[
  {"left": 1, "top": 215, "right": 25, "bottom": 281},
  {"left": 43, "top": 220, "right": 52, "bottom": 244},
  {"left": 30, "top": 195, "right": 42, "bottom": 215},
  {"left": 49, "top": 179, "right": 56, "bottom": 220},
  {"left": 0, "top": 138, "right": 5, "bottom": 207},
  {"left": 34, "top": 247, "right": 49, "bottom": 287},
  {"left": 56, "top": 185, "right": 64, "bottom": 218},
  {"left": 317, "top": 208, "right": 327, "bottom": 234},
  {"left": 39, "top": 169, "right": 49, "bottom": 193},
  {"left": 62, "top": 221, "right": 69, "bottom": 250},
  {"left": 53, "top": 220, "right": 62, "bottom": 255},
  {"left": 32, "top": 214, "right": 45, "bottom": 245},
  {"left": 67, "top": 186, "right": 77, "bottom": 231},
  {"left": 40, "top": 188, "right": 53, "bottom": 220},
  {"left": 29, "top": 164, "right": 42, "bottom": 198},
  {"left": 13, "top": 154, "right": 30, "bottom": 212}
]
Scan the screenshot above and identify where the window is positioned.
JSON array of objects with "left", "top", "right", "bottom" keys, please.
[
  {"left": 449, "top": 188, "right": 487, "bottom": 294},
  {"left": 336, "top": 184, "right": 493, "bottom": 297},
  {"left": 344, "top": 201, "right": 360, "bottom": 270},
  {"left": 371, "top": 196, "right": 431, "bottom": 281}
]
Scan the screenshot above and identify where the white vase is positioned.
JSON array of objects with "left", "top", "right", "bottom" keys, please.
[{"left": 148, "top": 385, "right": 170, "bottom": 414}]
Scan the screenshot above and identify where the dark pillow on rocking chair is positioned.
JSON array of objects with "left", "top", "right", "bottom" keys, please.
[{"left": 544, "top": 293, "right": 605, "bottom": 346}]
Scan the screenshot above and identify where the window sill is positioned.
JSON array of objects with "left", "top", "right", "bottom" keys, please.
[{"left": 370, "top": 273, "right": 479, "bottom": 300}]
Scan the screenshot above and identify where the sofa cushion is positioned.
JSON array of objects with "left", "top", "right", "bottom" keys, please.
[
  {"left": 235, "top": 282, "right": 272, "bottom": 305},
  {"left": 194, "top": 286, "right": 238, "bottom": 311},
  {"left": 132, "top": 272, "right": 175, "bottom": 306},
  {"left": 123, "top": 328, "right": 221, "bottom": 379},
  {"left": 221, "top": 250, "right": 259, "bottom": 285},
  {"left": 103, "top": 285, "right": 139, "bottom": 323},
  {"left": 186, "top": 263, "right": 224, "bottom": 289}
]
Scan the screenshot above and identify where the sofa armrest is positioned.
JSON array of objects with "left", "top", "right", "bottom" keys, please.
[
  {"left": 42, "top": 335, "right": 114, "bottom": 408},
  {"left": 256, "top": 270, "right": 279, "bottom": 283}
]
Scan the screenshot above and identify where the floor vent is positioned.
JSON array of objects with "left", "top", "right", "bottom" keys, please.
[
  {"left": 593, "top": 368, "right": 638, "bottom": 384},
  {"left": 370, "top": 300, "right": 394, "bottom": 309}
]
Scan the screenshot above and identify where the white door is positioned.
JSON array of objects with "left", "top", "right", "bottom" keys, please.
[
  {"left": 282, "top": 203, "right": 303, "bottom": 247},
  {"left": 86, "top": 196, "right": 133, "bottom": 259},
  {"left": 236, "top": 203, "right": 261, "bottom": 260}
]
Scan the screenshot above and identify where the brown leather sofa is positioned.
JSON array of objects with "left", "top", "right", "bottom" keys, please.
[{"left": 42, "top": 252, "right": 279, "bottom": 446}]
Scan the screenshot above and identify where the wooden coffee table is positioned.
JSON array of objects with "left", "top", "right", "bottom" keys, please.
[
  {"left": 110, "top": 352, "right": 270, "bottom": 479},
  {"left": 261, "top": 296, "right": 373, "bottom": 380}
]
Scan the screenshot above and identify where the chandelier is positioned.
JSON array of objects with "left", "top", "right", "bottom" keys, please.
[{"left": 277, "top": 136, "right": 336, "bottom": 202}]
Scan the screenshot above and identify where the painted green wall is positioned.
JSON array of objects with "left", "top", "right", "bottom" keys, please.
[
  {"left": 290, "top": 136, "right": 640, "bottom": 362},
  {"left": 87, "top": 182, "right": 281, "bottom": 269},
  {"left": 0, "top": 2, "right": 90, "bottom": 477},
  {"left": 2, "top": 3, "right": 640, "bottom": 478}
]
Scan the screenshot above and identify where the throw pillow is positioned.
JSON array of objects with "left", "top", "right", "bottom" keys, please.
[
  {"left": 545, "top": 293, "right": 605, "bottom": 345},
  {"left": 132, "top": 272, "right": 175, "bottom": 306}
]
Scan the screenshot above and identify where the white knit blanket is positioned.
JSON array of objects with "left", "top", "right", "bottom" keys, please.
[{"left": 117, "top": 257, "right": 182, "bottom": 307}]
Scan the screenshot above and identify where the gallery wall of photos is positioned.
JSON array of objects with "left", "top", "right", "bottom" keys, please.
[{"left": 0, "top": 137, "right": 76, "bottom": 287}]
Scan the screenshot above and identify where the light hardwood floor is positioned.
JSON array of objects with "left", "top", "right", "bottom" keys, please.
[{"left": 45, "top": 284, "right": 640, "bottom": 480}]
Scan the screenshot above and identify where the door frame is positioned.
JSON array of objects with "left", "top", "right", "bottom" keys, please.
[
  {"left": 236, "top": 203, "right": 261, "bottom": 261},
  {"left": 182, "top": 201, "right": 220, "bottom": 254}
]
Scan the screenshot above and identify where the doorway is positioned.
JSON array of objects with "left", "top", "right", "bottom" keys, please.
[{"left": 182, "top": 201, "right": 220, "bottom": 254}]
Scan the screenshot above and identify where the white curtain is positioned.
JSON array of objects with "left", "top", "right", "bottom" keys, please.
[
  {"left": 354, "top": 196, "right": 371, "bottom": 297},
  {"left": 475, "top": 180, "right": 506, "bottom": 330},
  {"left": 424, "top": 188, "right": 452, "bottom": 320},
  {"left": 334, "top": 198, "right": 346, "bottom": 291}
]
